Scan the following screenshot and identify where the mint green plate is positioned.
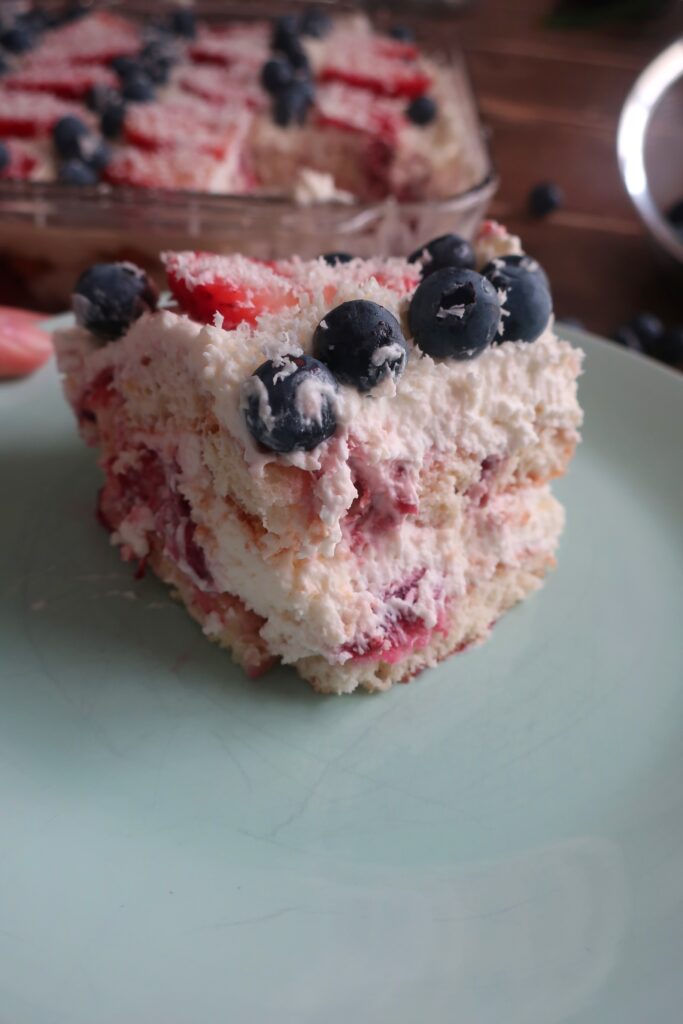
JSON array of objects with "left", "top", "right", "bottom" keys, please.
[{"left": 1, "top": 326, "right": 682, "bottom": 1024}]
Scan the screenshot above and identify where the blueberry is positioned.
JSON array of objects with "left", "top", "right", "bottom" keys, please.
[
  {"left": 101, "top": 101, "right": 126, "bottom": 139},
  {"left": 408, "top": 233, "right": 475, "bottom": 278},
  {"left": 629, "top": 311, "right": 663, "bottom": 347},
  {"left": 312, "top": 300, "right": 409, "bottom": 392},
  {"left": 242, "top": 354, "right": 338, "bottom": 453},
  {"left": 110, "top": 55, "right": 140, "bottom": 80},
  {"left": 649, "top": 326, "right": 683, "bottom": 367},
  {"left": 409, "top": 268, "right": 500, "bottom": 360},
  {"left": 528, "top": 181, "right": 564, "bottom": 217},
  {"left": 139, "top": 41, "right": 174, "bottom": 84},
  {"left": 1, "top": 25, "right": 34, "bottom": 54},
  {"left": 86, "top": 139, "right": 111, "bottom": 173},
  {"left": 389, "top": 25, "right": 415, "bottom": 42},
  {"left": 406, "top": 95, "right": 437, "bottom": 126},
  {"left": 58, "top": 159, "right": 99, "bottom": 186},
  {"left": 18, "top": 8, "right": 48, "bottom": 34},
  {"left": 613, "top": 325, "right": 643, "bottom": 353},
  {"left": 271, "top": 15, "right": 299, "bottom": 53},
  {"left": 85, "top": 83, "right": 120, "bottom": 114},
  {"left": 170, "top": 9, "right": 196, "bottom": 39},
  {"left": 261, "top": 57, "right": 295, "bottom": 94},
  {"left": 0, "top": 53, "right": 7, "bottom": 76},
  {"left": 322, "top": 252, "right": 354, "bottom": 265},
  {"left": 482, "top": 254, "right": 553, "bottom": 343},
  {"left": 73, "top": 263, "right": 158, "bottom": 341},
  {"left": 299, "top": 6, "right": 332, "bottom": 38},
  {"left": 52, "top": 115, "right": 89, "bottom": 160},
  {"left": 0, "top": 141, "right": 9, "bottom": 174},
  {"left": 57, "top": 2, "right": 88, "bottom": 24},
  {"left": 273, "top": 81, "right": 313, "bottom": 127},
  {"left": 121, "top": 69, "right": 155, "bottom": 102}
]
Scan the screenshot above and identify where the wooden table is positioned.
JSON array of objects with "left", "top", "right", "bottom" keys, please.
[{"left": 424, "top": 0, "right": 683, "bottom": 337}]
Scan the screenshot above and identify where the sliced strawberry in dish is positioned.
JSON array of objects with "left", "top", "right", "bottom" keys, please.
[
  {"left": 0, "top": 306, "right": 52, "bottom": 379},
  {"left": 315, "top": 82, "right": 405, "bottom": 143},
  {"left": 162, "top": 251, "right": 300, "bottom": 328},
  {"left": 32, "top": 11, "right": 141, "bottom": 65},
  {"left": 189, "top": 24, "right": 269, "bottom": 68},
  {"left": 0, "top": 89, "right": 95, "bottom": 137},
  {"left": 3, "top": 61, "right": 118, "bottom": 100},
  {"left": 319, "top": 40, "right": 431, "bottom": 99},
  {"left": 176, "top": 65, "right": 266, "bottom": 111},
  {"left": 124, "top": 100, "right": 250, "bottom": 158}
]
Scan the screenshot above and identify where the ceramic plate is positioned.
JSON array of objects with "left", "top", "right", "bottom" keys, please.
[{"left": 1, "top": 326, "right": 682, "bottom": 1024}]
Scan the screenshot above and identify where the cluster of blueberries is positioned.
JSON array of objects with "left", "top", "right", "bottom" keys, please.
[
  {"left": 0, "top": 3, "right": 86, "bottom": 67},
  {"left": 56, "top": 11, "right": 194, "bottom": 185},
  {"left": 260, "top": 10, "right": 438, "bottom": 129},
  {"left": 0, "top": 6, "right": 195, "bottom": 185},
  {"left": 244, "top": 235, "right": 553, "bottom": 453},
  {"left": 70, "top": 232, "right": 552, "bottom": 454},
  {"left": 260, "top": 9, "right": 331, "bottom": 128}
]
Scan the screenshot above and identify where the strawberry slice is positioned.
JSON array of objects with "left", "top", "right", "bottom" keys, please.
[
  {"left": 124, "top": 100, "right": 250, "bottom": 158},
  {"left": 176, "top": 64, "right": 266, "bottom": 110},
  {"left": 0, "top": 140, "right": 39, "bottom": 181},
  {"left": 104, "top": 146, "right": 232, "bottom": 192},
  {"left": 0, "top": 89, "right": 95, "bottom": 137},
  {"left": 315, "top": 83, "right": 405, "bottom": 143},
  {"left": 32, "top": 11, "right": 141, "bottom": 65},
  {"left": 162, "top": 251, "right": 299, "bottom": 328},
  {"left": 0, "top": 307, "right": 52, "bottom": 379},
  {"left": 3, "top": 61, "right": 118, "bottom": 100},
  {"left": 189, "top": 24, "right": 269, "bottom": 68},
  {"left": 319, "top": 38, "right": 431, "bottom": 99}
]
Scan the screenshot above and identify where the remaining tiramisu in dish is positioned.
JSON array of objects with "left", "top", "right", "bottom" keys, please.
[
  {"left": 54, "top": 221, "right": 583, "bottom": 694},
  {"left": 0, "top": 5, "right": 487, "bottom": 201}
]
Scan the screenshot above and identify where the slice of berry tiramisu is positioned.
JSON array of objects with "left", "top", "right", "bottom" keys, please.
[{"left": 53, "top": 221, "right": 582, "bottom": 694}]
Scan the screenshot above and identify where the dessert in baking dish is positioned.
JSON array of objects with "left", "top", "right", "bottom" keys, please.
[
  {"left": 53, "top": 221, "right": 583, "bottom": 693},
  {"left": 0, "top": 6, "right": 486, "bottom": 201}
]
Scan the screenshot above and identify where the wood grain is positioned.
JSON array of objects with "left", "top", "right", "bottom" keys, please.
[{"left": 422, "top": 0, "right": 683, "bottom": 336}]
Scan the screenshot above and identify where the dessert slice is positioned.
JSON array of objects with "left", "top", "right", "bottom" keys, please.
[{"left": 54, "top": 222, "right": 582, "bottom": 694}]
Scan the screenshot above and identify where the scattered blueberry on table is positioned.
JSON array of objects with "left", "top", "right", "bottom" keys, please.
[
  {"left": 528, "top": 181, "right": 564, "bottom": 217},
  {"left": 73, "top": 263, "right": 158, "bottom": 341},
  {"left": 313, "top": 300, "right": 409, "bottom": 392},
  {"left": 243, "top": 355, "right": 338, "bottom": 452},
  {"left": 409, "top": 267, "right": 501, "bottom": 360}
]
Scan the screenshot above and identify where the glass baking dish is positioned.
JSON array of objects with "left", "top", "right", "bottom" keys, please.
[{"left": 0, "top": 1, "right": 496, "bottom": 309}]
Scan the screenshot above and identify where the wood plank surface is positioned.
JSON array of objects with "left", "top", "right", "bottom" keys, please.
[{"left": 421, "top": 0, "right": 683, "bottom": 336}]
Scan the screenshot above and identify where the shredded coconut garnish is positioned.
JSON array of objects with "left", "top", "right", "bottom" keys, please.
[
  {"left": 295, "top": 376, "right": 337, "bottom": 424},
  {"left": 213, "top": 311, "right": 224, "bottom": 329},
  {"left": 436, "top": 304, "right": 467, "bottom": 320},
  {"left": 371, "top": 342, "right": 405, "bottom": 367},
  {"left": 240, "top": 375, "right": 275, "bottom": 431}
]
